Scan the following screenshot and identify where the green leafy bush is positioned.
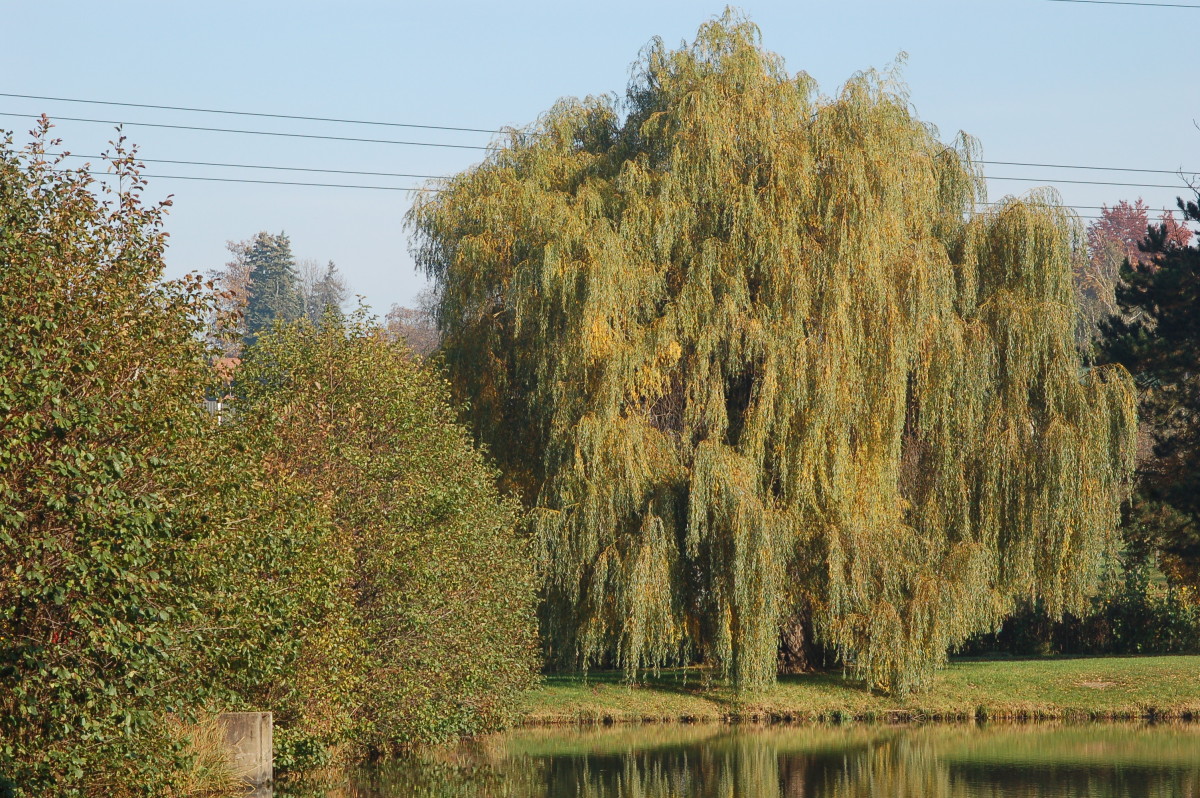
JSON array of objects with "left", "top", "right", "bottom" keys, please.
[
  {"left": 1, "top": 124, "right": 536, "bottom": 793},
  {"left": 0, "top": 125, "right": 223, "bottom": 794},
  {"left": 234, "top": 314, "right": 538, "bottom": 754},
  {"left": 961, "top": 561, "right": 1200, "bottom": 657}
]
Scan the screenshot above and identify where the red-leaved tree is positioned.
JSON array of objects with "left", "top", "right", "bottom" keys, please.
[{"left": 1077, "top": 199, "right": 1193, "bottom": 348}]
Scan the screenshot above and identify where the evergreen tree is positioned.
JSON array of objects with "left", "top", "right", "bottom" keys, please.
[
  {"left": 1076, "top": 200, "right": 1191, "bottom": 352},
  {"left": 244, "top": 231, "right": 302, "bottom": 344},
  {"left": 1102, "top": 195, "right": 1200, "bottom": 587},
  {"left": 409, "top": 13, "right": 1136, "bottom": 693},
  {"left": 301, "top": 259, "right": 348, "bottom": 324}
]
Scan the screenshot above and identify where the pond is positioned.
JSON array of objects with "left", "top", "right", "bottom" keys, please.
[{"left": 283, "top": 722, "right": 1200, "bottom": 797}]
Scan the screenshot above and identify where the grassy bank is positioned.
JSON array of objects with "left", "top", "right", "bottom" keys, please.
[{"left": 521, "top": 655, "right": 1200, "bottom": 724}]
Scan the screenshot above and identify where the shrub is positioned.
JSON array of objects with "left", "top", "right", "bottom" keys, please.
[
  {"left": 234, "top": 313, "right": 539, "bottom": 754},
  {"left": 960, "top": 560, "right": 1200, "bottom": 657},
  {"left": 0, "top": 123, "right": 536, "bottom": 793},
  {"left": 0, "top": 124, "right": 217, "bottom": 794}
]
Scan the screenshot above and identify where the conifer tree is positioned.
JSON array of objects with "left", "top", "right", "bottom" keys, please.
[
  {"left": 1076, "top": 200, "right": 1191, "bottom": 351},
  {"left": 1102, "top": 195, "right": 1200, "bottom": 587},
  {"left": 409, "top": 13, "right": 1136, "bottom": 693},
  {"left": 244, "top": 231, "right": 302, "bottom": 344},
  {"left": 301, "top": 260, "right": 348, "bottom": 324}
]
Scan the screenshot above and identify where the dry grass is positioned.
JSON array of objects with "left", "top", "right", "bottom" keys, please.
[
  {"left": 79, "top": 712, "right": 244, "bottom": 798},
  {"left": 163, "top": 712, "right": 246, "bottom": 797}
]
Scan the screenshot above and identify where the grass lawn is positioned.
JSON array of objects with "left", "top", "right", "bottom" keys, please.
[{"left": 521, "top": 655, "right": 1200, "bottom": 724}]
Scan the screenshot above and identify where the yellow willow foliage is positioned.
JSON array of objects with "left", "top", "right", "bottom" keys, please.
[{"left": 408, "top": 13, "right": 1136, "bottom": 694}]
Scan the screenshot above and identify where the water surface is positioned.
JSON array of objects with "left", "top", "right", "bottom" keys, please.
[{"left": 293, "top": 722, "right": 1200, "bottom": 797}]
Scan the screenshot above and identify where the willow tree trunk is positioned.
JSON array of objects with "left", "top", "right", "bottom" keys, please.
[{"left": 777, "top": 614, "right": 820, "bottom": 675}]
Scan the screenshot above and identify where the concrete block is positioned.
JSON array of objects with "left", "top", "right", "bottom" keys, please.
[{"left": 219, "top": 711, "right": 273, "bottom": 789}]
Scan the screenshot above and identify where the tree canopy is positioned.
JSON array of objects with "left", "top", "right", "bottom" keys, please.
[
  {"left": 1102, "top": 195, "right": 1200, "bottom": 587},
  {"left": 232, "top": 316, "right": 539, "bottom": 752},
  {"left": 0, "top": 124, "right": 221, "bottom": 792},
  {"left": 409, "top": 13, "right": 1137, "bottom": 693},
  {"left": 244, "top": 230, "right": 302, "bottom": 345},
  {"left": 1075, "top": 200, "right": 1191, "bottom": 351},
  {"left": 1, "top": 125, "right": 538, "bottom": 792}
]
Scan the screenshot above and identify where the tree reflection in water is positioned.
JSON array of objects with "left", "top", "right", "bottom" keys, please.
[{"left": 294, "top": 723, "right": 1200, "bottom": 798}]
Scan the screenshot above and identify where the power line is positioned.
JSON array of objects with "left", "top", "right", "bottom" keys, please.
[
  {"left": 61, "top": 154, "right": 443, "bottom": 181},
  {"left": 56, "top": 154, "right": 1198, "bottom": 193},
  {"left": 81, "top": 171, "right": 438, "bottom": 192},
  {"left": 5, "top": 95, "right": 1195, "bottom": 178},
  {"left": 58, "top": 152, "right": 1198, "bottom": 187},
  {"left": 1045, "top": 0, "right": 1200, "bottom": 7},
  {"left": 77, "top": 171, "right": 1187, "bottom": 214},
  {"left": 68, "top": 169, "right": 1195, "bottom": 223},
  {"left": 980, "top": 159, "right": 1197, "bottom": 176},
  {"left": 0, "top": 111, "right": 491, "bottom": 151},
  {"left": 6, "top": 105, "right": 1196, "bottom": 179},
  {"left": 985, "top": 174, "right": 1193, "bottom": 189},
  {"left": 983, "top": 202, "right": 1184, "bottom": 212},
  {"left": 0, "top": 92, "right": 502, "bottom": 135},
  {"left": 1067, "top": 206, "right": 1184, "bottom": 213},
  {"left": 72, "top": 166, "right": 1190, "bottom": 201}
]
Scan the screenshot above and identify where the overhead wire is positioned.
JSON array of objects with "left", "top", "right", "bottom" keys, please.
[
  {"left": 981, "top": 159, "right": 1196, "bottom": 176},
  {"left": 59, "top": 154, "right": 442, "bottom": 180},
  {"left": 1045, "top": 0, "right": 1200, "bottom": 7},
  {"left": 0, "top": 92, "right": 503, "bottom": 134},
  {"left": 80, "top": 170, "right": 436, "bottom": 191},
  {"left": 51, "top": 155, "right": 1196, "bottom": 195},
  {"left": 4, "top": 97, "right": 1193, "bottom": 213},
  {"left": 4, "top": 103, "right": 1196, "bottom": 182},
  {"left": 51, "top": 152, "right": 1197, "bottom": 189},
  {"left": 76, "top": 166, "right": 1187, "bottom": 218},
  {"left": 981, "top": 202, "right": 1184, "bottom": 212},
  {"left": 985, "top": 175, "right": 1193, "bottom": 189},
  {"left": 0, "top": 111, "right": 492, "bottom": 150},
  {"left": 68, "top": 165, "right": 1192, "bottom": 209}
]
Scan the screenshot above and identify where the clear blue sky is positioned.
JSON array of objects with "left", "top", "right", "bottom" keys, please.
[{"left": 2, "top": 1, "right": 1196, "bottom": 312}]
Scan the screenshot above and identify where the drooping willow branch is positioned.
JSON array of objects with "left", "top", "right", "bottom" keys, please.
[{"left": 409, "top": 12, "right": 1136, "bottom": 694}]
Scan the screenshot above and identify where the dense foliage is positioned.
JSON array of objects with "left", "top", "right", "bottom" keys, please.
[
  {"left": 0, "top": 125, "right": 216, "bottom": 793},
  {"left": 410, "top": 14, "right": 1137, "bottom": 693},
  {"left": 233, "top": 317, "right": 538, "bottom": 758},
  {"left": 0, "top": 126, "right": 536, "bottom": 794},
  {"left": 243, "top": 230, "right": 302, "bottom": 346},
  {"left": 1102, "top": 195, "right": 1200, "bottom": 588},
  {"left": 1074, "top": 200, "right": 1191, "bottom": 352},
  {"left": 963, "top": 570, "right": 1200, "bottom": 657}
]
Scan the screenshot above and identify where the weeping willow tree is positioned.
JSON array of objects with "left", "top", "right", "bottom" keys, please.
[{"left": 409, "top": 13, "right": 1136, "bottom": 694}]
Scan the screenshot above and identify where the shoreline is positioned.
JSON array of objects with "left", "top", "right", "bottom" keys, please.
[{"left": 520, "top": 654, "right": 1200, "bottom": 726}]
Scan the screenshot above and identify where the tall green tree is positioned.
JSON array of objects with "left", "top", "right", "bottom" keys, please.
[
  {"left": 244, "top": 230, "right": 302, "bottom": 345},
  {"left": 409, "top": 13, "right": 1136, "bottom": 693},
  {"left": 0, "top": 123, "right": 218, "bottom": 793},
  {"left": 1102, "top": 195, "right": 1200, "bottom": 587}
]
